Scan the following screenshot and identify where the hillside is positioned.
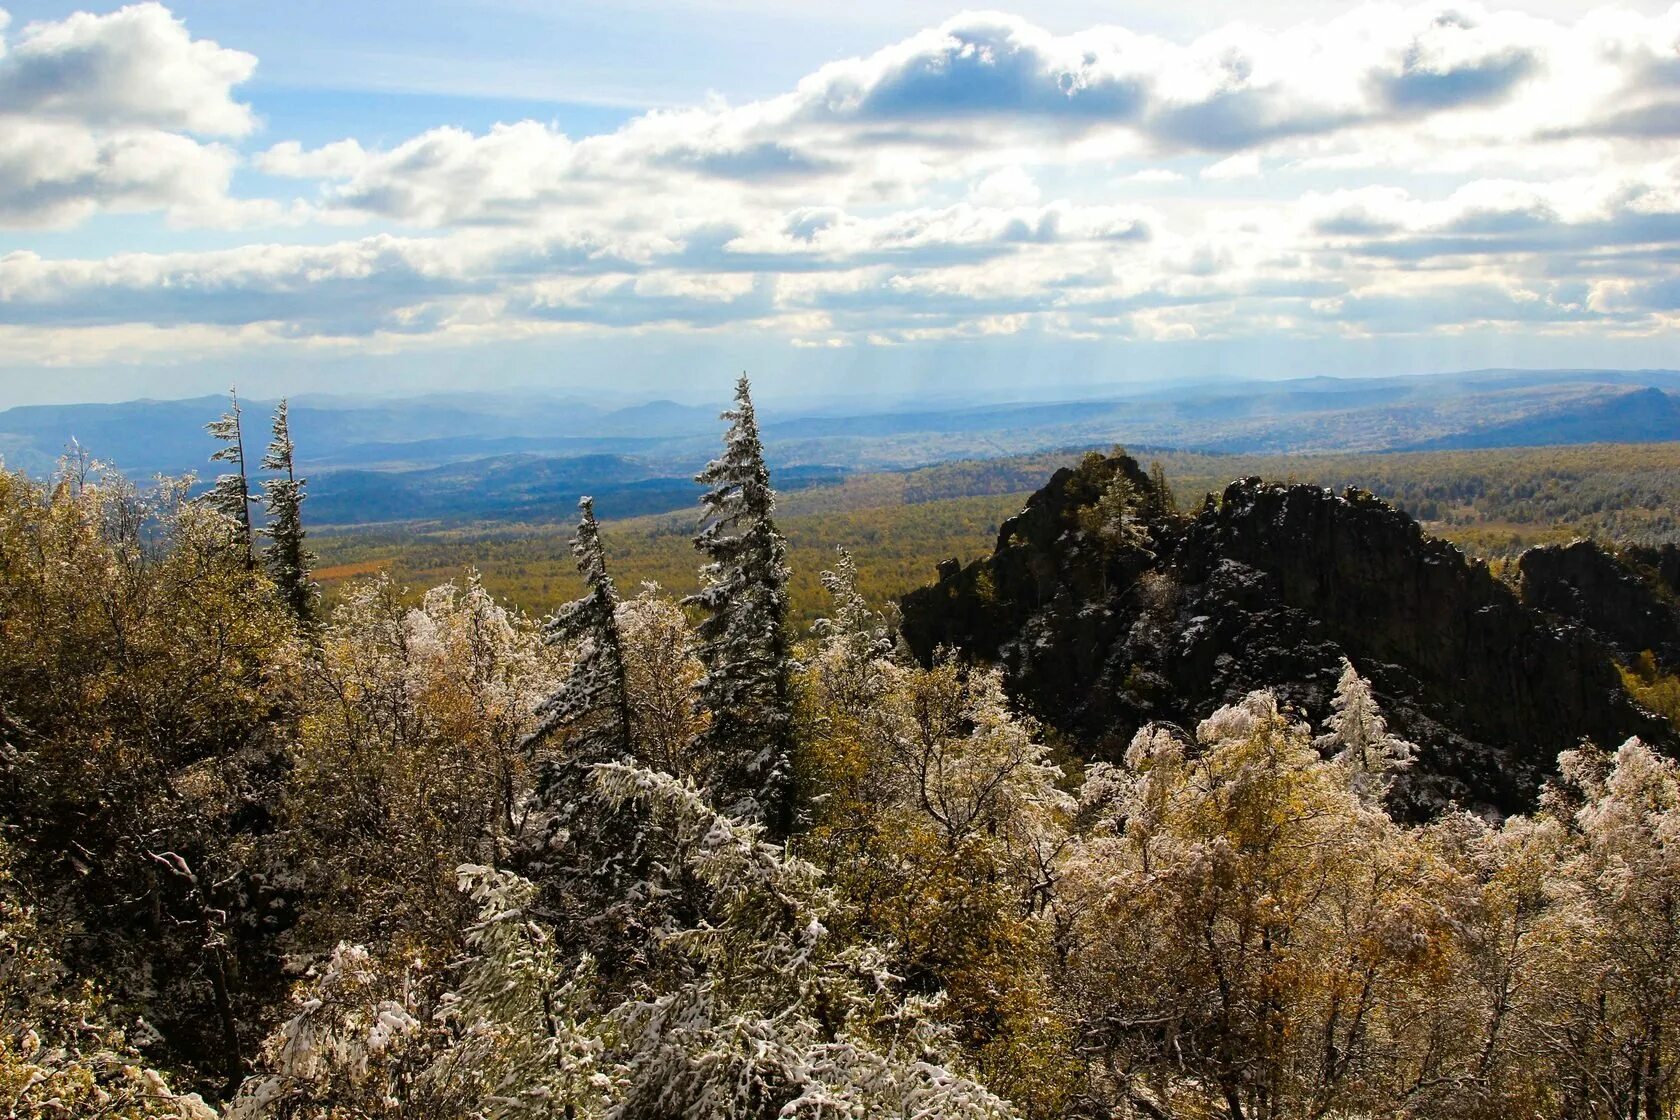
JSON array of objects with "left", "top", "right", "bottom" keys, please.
[
  {"left": 1409, "top": 386, "right": 1680, "bottom": 450},
  {"left": 306, "top": 454, "right": 848, "bottom": 525}
]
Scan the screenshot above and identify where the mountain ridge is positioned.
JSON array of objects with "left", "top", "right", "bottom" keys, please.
[{"left": 8, "top": 368, "right": 1680, "bottom": 482}]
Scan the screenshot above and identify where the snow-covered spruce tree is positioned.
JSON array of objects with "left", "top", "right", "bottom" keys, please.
[
  {"left": 1315, "top": 657, "right": 1415, "bottom": 802},
  {"left": 204, "top": 386, "right": 255, "bottom": 564},
  {"left": 258, "top": 399, "right": 317, "bottom": 623},
  {"left": 813, "top": 547, "right": 893, "bottom": 656},
  {"left": 533, "top": 497, "right": 633, "bottom": 780},
  {"left": 527, "top": 497, "right": 641, "bottom": 898},
  {"left": 684, "top": 375, "right": 796, "bottom": 838},
  {"left": 809, "top": 547, "right": 895, "bottom": 713}
]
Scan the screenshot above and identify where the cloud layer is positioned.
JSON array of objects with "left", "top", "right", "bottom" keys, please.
[{"left": 1, "top": 2, "right": 1679, "bottom": 370}]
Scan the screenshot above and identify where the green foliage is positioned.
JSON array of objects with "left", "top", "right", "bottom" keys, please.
[
  {"left": 1075, "top": 471, "right": 1146, "bottom": 553},
  {"left": 258, "top": 399, "right": 317, "bottom": 623},
  {"left": 203, "top": 387, "right": 256, "bottom": 564},
  {"left": 1144, "top": 459, "right": 1178, "bottom": 520}
]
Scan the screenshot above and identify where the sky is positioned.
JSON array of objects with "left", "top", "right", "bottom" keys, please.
[{"left": 0, "top": 1, "right": 1678, "bottom": 407}]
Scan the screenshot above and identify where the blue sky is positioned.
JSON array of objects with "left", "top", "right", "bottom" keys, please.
[{"left": 0, "top": 0, "right": 1677, "bottom": 407}]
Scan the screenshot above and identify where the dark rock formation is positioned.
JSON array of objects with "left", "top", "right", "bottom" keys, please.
[
  {"left": 1623, "top": 543, "right": 1680, "bottom": 599},
  {"left": 1520, "top": 540, "right": 1680, "bottom": 668},
  {"left": 902, "top": 453, "right": 1673, "bottom": 816}
]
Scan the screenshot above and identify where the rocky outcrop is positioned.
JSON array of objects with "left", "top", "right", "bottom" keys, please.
[
  {"left": 1622, "top": 543, "right": 1680, "bottom": 599},
  {"left": 902, "top": 454, "right": 1673, "bottom": 815},
  {"left": 1520, "top": 540, "right": 1680, "bottom": 668}
]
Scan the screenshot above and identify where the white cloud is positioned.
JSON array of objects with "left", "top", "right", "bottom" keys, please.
[
  {"left": 0, "top": 2, "right": 260, "bottom": 228},
  {"left": 970, "top": 166, "right": 1041, "bottom": 207},
  {"left": 0, "top": 2, "right": 255, "bottom": 135},
  {"left": 1126, "top": 168, "right": 1184, "bottom": 183},
  {"left": 1201, "top": 152, "right": 1261, "bottom": 180},
  {"left": 258, "top": 139, "right": 367, "bottom": 180},
  {"left": 264, "top": 5, "right": 1680, "bottom": 233}
]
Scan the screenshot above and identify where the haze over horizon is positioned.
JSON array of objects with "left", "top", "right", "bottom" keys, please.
[{"left": 1, "top": 0, "right": 1678, "bottom": 407}]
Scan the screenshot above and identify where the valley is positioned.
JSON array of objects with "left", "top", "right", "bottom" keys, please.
[{"left": 312, "top": 439, "right": 1680, "bottom": 624}]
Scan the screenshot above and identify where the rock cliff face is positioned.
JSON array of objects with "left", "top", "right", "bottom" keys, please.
[
  {"left": 1519, "top": 540, "right": 1680, "bottom": 668},
  {"left": 901, "top": 453, "right": 1672, "bottom": 815}
]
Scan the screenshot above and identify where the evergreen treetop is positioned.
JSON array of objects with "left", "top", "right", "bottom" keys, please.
[
  {"left": 1316, "top": 657, "right": 1415, "bottom": 802},
  {"left": 526, "top": 496, "right": 644, "bottom": 921},
  {"left": 258, "top": 399, "right": 316, "bottom": 623},
  {"left": 531, "top": 495, "right": 631, "bottom": 757},
  {"left": 203, "top": 386, "right": 254, "bottom": 564},
  {"left": 684, "top": 373, "right": 797, "bottom": 838}
]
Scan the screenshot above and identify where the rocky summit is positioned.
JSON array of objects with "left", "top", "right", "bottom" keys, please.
[{"left": 901, "top": 451, "right": 1674, "bottom": 815}]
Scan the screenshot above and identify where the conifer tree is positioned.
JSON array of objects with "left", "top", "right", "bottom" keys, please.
[
  {"left": 813, "top": 548, "right": 893, "bottom": 663},
  {"left": 203, "top": 386, "right": 254, "bottom": 564},
  {"left": 258, "top": 399, "right": 316, "bottom": 622},
  {"left": 1078, "top": 471, "right": 1146, "bottom": 551},
  {"left": 1145, "top": 459, "right": 1177, "bottom": 520},
  {"left": 685, "top": 374, "right": 797, "bottom": 838},
  {"left": 1316, "top": 657, "right": 1415, "bottom": 801},
  {"left": 810, "top": 547, "right": 895, "bottom": 712},
  {"left": 529, "top": 498, "right": 636, "bottom": 869}
]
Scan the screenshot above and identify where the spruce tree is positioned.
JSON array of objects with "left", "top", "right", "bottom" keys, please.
[
  {"left": 258, "top": 399, "right": 316, "bottom": 622},
  {"left": 685, "top": 374, "right": 796, "bottom": 838},
  {"left": 1145, "top": 459, "right": 1177, "bottom": 520},
  {"left": 203, "top": 387, "right": 254, "bottom": 564},
  {"left": 1316, "top": 657, "right": 1415, "bottom": 802},
  {"left": 529, "top": 497, "right": 636, "bottom": 873}
]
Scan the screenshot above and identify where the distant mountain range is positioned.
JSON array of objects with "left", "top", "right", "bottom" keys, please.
[
  {"left": 4, "top": 368, "right": 1680, "bottom": 528},
  {"left": 0, "top": 394, "right": 725, "bottom": 478}
]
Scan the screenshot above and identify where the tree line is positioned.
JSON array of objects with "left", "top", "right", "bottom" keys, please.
[{"left": 0, "top": 378, "right": 1677, "bottom": 1118}]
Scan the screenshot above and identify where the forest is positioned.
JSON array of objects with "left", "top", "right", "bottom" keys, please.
[{"left": 1, "top": 379, "right": 1678, "bottom": 1120}]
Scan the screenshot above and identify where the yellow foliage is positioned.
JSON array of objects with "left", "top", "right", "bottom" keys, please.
[{"left": 1619, "top": 649, "right": 1680, "bottom": 730}]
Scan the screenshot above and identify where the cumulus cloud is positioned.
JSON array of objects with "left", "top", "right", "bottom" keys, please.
[
  {"left": 0, "top": 2, "right": 254, "bottom": 135},
  {"left": 1367, "top": 11, "right": 1541, "bottom": 112},
  {"left": 0, "top": 2, "right": 260, "bottom": 227},
  {"left": 7, "top": 2, "right": 1680, "bottom": 363},
  {"left": 798, "top": 15, "right": 1151, "bottom": 125},
  {"left": 0, "top": 122, "right": 268, "bottom": 228},
  {"left": 1309, "top": 171, "right": 1680, "bottom": 268}
]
